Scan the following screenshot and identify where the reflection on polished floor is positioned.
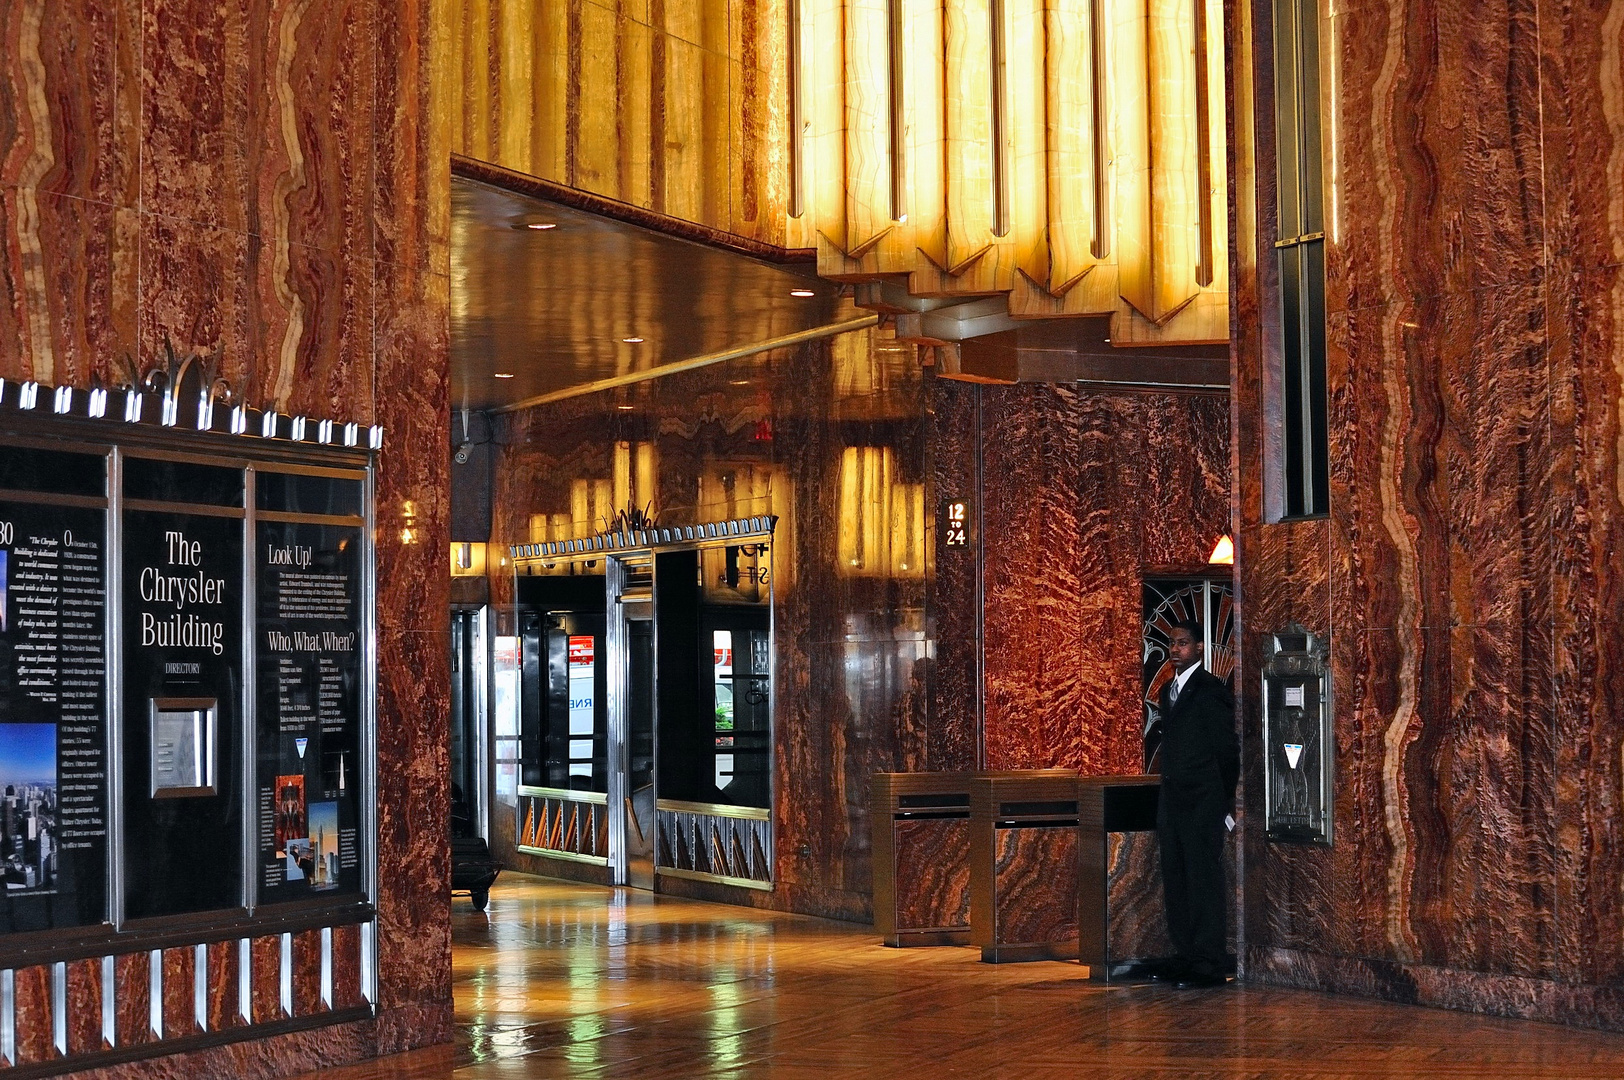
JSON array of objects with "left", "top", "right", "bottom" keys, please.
[{"left": 306, "top": 875, "right": 1624, "bottom": 1079}]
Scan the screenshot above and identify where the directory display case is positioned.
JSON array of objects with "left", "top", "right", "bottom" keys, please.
[{"left": 0, "top": 386, "right": 378, "bottom": 946}]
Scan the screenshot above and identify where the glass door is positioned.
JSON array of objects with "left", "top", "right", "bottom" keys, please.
[
  {"left": 609, "top": 556, "right": 656, "bottom": 890},
  {"left": 449, "top": 607, "right": 488, "bottom": 840}
]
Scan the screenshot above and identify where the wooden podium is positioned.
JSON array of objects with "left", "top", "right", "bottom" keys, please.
[
  {"left": 871, "top": 771, "right": 979, "bottom": 947},
  {"left": 1076, "top": 775, "right": 1168, "bottom": 979},
  {"left": 968, "top": 771, "right": 1084, "bottom": 962}
]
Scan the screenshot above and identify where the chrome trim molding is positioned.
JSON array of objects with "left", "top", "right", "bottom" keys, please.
[{"left": 510, "top": 516, "right": 778, "bottom": 562}]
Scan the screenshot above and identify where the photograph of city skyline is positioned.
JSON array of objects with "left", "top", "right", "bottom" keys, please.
[{"left": 0, "top": 723, "right": 57, "bottom": 893}]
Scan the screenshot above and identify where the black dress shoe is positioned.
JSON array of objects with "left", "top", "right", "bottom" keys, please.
[
  {"left": 1139, "top": 958, "right": 1187, "bottom": 982},
  {"left": 1175, "top": 971, "right": 1229, "bottom": 989}
]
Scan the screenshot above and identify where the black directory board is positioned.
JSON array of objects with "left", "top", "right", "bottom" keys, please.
[
  {"left": 255, "top": 474, "right": 364, "bottom": 902},
  {"left": 0, "top": 467, "right": 110, "bottom": 931},
  {"left": 121, "top": 491, "right": 245, "bottom": 920}
]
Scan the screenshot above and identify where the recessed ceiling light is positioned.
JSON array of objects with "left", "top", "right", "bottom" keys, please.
[
  {"left": 617, "top": 404, "right": 635, "bottom": 410},
  {"left": 622, "top": 336, "right": 644, "bottom": 344},
  {"left": 790, "top": 288, "right": 816, "bottom": 297},
  {"left": 730, "top": 379, "right": 750, "bottom": 386},
  {"left": 527, "top": 222, "right": 557, "bottom": 230},
  {"left": 493, "top": 372, "right": 515, "bottom": 379}
]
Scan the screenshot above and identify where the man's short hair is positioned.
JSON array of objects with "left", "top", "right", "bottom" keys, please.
[{"left": 1172, "top": 619, "right": 1204, "bottom": 643}]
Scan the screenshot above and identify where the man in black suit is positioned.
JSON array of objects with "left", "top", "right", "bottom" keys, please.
[{"left": 1155, "top": 619, "right": 1238, "bottom": 988}]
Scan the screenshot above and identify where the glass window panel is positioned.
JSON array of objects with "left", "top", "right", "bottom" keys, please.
[
  {"left": 0, "top": 448, "right": 105, "bottom": 497},
  {"left": 256, "top": 471, "right": 364, "bottom": 516},
  {"left": 125, "top": 458, "right": 244, "bottom": 508}
]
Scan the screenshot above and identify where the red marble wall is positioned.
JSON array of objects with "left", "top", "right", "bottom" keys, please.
[
  {"left": 0, "top": 0, "right": 452, "bottom": 1074},
  {"left": 938, "top": 382, "right": 1232, "bottom": 776},
  {"left": 1232, "top": 0, "right": 1624, "bottom": 1028}
]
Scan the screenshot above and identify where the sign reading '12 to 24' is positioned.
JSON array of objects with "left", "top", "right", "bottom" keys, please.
[{"left": 942, "top": 499, "right": 969, "bottom": 547}]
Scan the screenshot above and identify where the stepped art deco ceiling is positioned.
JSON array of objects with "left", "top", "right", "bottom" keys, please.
[{"left": 449, "top": 0, "right": 1231, "bottom": 378}]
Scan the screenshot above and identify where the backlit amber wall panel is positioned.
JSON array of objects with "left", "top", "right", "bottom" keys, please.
[
  {"left": 450, "top": 0, "right": 791, "bottom": 247},
  {"left": 1232, "top": 0, "right": 1624, "bottom": 1032},
  {"left": 0, "top": 0, "right": 452, "bottom": 1072},
  {"left": 806, "top": 0, "right": 1228, "bottom": 345}
]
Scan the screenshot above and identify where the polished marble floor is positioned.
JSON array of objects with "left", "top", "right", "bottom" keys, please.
[{"left": 308, "top": 875, "right": 1624, "bottom": 1079}]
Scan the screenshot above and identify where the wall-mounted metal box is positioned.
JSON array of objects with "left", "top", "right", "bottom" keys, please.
[{"left": 1261, "top": 625, "right": 1332, "bottom": 844}]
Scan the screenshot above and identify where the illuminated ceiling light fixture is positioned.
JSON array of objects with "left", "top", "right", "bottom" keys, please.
[
  {"left": 526, "top": 222, "right": 557, "bottom": 230},
  {"left": 789, "top": 288, "right": 816, "bottom": 297},
  {"left": 617, "top": 404, "right": 635, "bottom": 411},
  {"left": 493, "top": 372, "right": 515, "bottom": 379},
  {"left": 1208, "top": 534, "right": 1235, "bottom": 565},
  {"left": 622, "top": 336, "right": 644, "bottom": 344}
]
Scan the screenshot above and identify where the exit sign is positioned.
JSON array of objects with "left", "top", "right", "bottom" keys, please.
[{"left": 942, "top": 499, "right": 969, "bottom": 547}]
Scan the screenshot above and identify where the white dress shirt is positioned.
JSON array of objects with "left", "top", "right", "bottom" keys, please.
[{"left": 1169, "top": 662, "right": 1201, "bottom": 706}]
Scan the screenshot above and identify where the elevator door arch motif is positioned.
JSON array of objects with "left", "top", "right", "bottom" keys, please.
[{"left": 1140, "top": 579, "right": 1236, "bottom": 773}]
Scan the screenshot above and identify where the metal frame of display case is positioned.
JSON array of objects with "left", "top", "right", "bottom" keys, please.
[
  {"left": 0, "top": 380, "right": 380, "bottom": 995},
  {"left": 510, "top": 517, "right": 777, "bottom": 891}
]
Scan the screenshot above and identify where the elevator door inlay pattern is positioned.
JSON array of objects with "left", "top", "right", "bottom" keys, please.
[{"left": 302, "top": 875, "right": 1624, "bottom": 1079}]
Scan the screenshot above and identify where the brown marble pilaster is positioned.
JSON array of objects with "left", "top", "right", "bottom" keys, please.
[
  {"left": 65, "top": 957, "right": 104, "bottom": 1057},
  {"left": 330, "top": 922, "right": 365, "bottom": 1010},
  {"left": 206, "top": 940, "right": 242, "bottom": 1031},
  {"left": 114, "top": 952, "right": 152, "bottom": 1049},
  {"left": 249, "top": 935, "right": 282, "bottom": 1025},
  {"left": 925, "top": 374, "right": 981, "bottom": 772},
  {"left": 161, "top": 946, "right": 197, "bottom": 1040},
  {"left": 291, "top": 929, "right": 323, "bottom": 1016},
  {"left": 13, "top": 964, "right": 53, "bottom": 1066}
]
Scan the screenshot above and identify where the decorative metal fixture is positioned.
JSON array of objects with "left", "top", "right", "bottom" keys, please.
[
  {"left": 510, "top": 516, "right": 777, "bottom": 562},
  {"left": 0, "top": 341, "right": 383, "bottom": 448}
]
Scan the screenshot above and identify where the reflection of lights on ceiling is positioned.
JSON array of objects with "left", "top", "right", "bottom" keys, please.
[
  {"left": 622, "top": 336, "right": 644, "bottom": 343},
  {"left": 493, "top": 372, "right": 514, "bottom": 378},
  {"left": 527, "top": 222, "right": 557, "bottom": 230},
  {"left": 790, "top": 288, "right": 816, "bottom": 297},
  {"left": 1209, "top": 534, "right": 1235, "bottom": 564},
  {"left": 730, "top": 379, "right": 750, "bottom": 386}
]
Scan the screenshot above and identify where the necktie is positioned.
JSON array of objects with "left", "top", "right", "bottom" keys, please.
[{"left": 1169, "top": 678, "right": 1180, "bottom": 708}]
